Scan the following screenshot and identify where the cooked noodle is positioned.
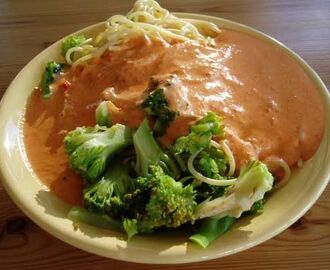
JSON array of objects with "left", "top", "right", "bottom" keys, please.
[
  {"left": 187, "top": 140, "right": 238, "bottom": 186},
  {"left": 211, "top": 140, "right": 236, "bottom": 176},
  {"left": 187, "top": 149, "right": 238, "bottom": 186},
  {"left": 264, "top": 157, "right": 291, "bottom": 190},
  {"left": 65, "top": 0, "right": 220, "bottom": 65}
]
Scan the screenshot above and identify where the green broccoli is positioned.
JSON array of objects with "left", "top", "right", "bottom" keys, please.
[
  {"left": 194, "top": 183, "right": 228, "bottom": 203},
  {"left": 171, "top": 112, "right": 228, "bottom": 183},
  {"left": 39, "top": 61, "right": 63, "bottom": 99},
  {"left": 95, "top": 101, "right": 111, "bottom": 127},
  {"left": 248, "top": 199, "right": 265, "bottom": 215},
  {"left": 141, "top": 88, "right": 177, "bottom": 136},
  {"left": 68, "top": 206, "right": 122, "bottom": 231},
  {"left": 189, "top": 215, "right": 235, "bottom": 248},
  {"left": 123, "top": 165, "right": 196, "bottom": 236},
  {"left": 195, "top": 160, "right": 273, "bottom": 219},
  {"left": 133, "top": 118, "right": 180, "bottom": 179},
  {"left": 61, "top": 35, "right": 86, "bottom": 56},
  {"left": 123, "top": 219, "right": 138, "bottom": 240},
  {"left": 195, "top": 147, "right": 227, "bottom": 179},
  {"left": 176, "top": 146, "right": 230, "bottom": 203},
  {"left": 64, "top": 124, "right": 133, "bottom": 181},
  {"left": 172, "top": 112, "right": 224, "bottom": 155},
  {"left": 83, "top": 159, "right": 135, "bottom": 217}
]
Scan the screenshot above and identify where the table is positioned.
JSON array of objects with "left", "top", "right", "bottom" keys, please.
[{"left": 0, "top": 0, "right": 329, "bottom": 269}]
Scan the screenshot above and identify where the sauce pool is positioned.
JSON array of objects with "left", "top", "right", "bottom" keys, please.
[{"left": 23, "top": 29, "right": 325, "bottom": 204}]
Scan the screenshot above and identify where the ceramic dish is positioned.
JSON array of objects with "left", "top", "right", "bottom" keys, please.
[{"left": 0, "top": 14, "right": 329, "bottom": 264}]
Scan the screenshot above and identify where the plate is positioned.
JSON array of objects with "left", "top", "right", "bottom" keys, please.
[{"left": 0, "top": 14, "right": 329, "bottom": 264}]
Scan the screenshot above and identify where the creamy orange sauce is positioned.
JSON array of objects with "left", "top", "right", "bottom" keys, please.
[{"left": 24, "top": 29, "right": 325, "bottom": 204}]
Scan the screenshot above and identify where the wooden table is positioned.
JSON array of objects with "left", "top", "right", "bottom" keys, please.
[{"left": 0, "top": 0, "right": 329, "bottom": 269}]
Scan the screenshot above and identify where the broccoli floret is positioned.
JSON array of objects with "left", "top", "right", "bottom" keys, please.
[
  {"left": 195, "top": 161, "right": 273, "bottom": 219},
  {"left": 133, "top": 118, "right": 180, "bottom": 179},
  {"left": 141, "top": 88, "right": 177, "bottom": 136},
  {"left": 248, "top": 199, "right": 265, "bottom": 215},
  {"left": 195, "top": 147, "right": 227, "bottom": 179},
  {"left": 64, "top": 124, "right": 133, "bottom": 181},
  {"left": 172, "top": 112, "right": 224, "bottom": 155},
  {"left": 177, "top": 146, "right": 230, "bottom": 203},
  {"left": 83, "top": 159, "right": 135, "bottom": 217},
  {"left": 39, "top": 61, "right": 63, "bottom": 99},
  {"left": 123, "top": 165, "right": 196, "bottom": 236},
  {"left": 172, "top": 112, "right": 227, "bottom": 181},
  {"left": 61, "top": 35, "right": 86, "bottom": 56},
  {"left": 123, "top": 219, "right": 138, "bottom": 240}
]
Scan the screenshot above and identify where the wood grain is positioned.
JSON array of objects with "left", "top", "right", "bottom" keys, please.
[{"left": 0, "top": 0, "right": 329, "bottom": 269}]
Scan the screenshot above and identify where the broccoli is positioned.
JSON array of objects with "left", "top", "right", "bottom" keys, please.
[
  {"left": 61, "top": 35, "right": 87, "bottom": 56},
  {"left": 123, "top": 219, "right": 138, "bottom": 240},
  {"left": 123, "top": 165, "right": 196, "bottom": 236},
  {"left": 64, "top": 124, "right": 133, "bottom": 181},
  {"left": 133, "top": 118, "right": 180, "bottom": 179},
  {"left": 62, "top": 110, "right": 273, "bottom": 246},
  {"left": 83, "top": 159, "right": 135, "bottom": 217},
  {"left": 195, "top": 147, "right": 227, "bottom": 179},
  {"left": 39, "top": 61, "right": 63, "bottom": 99},
  {"left": 141, "top": 88, "right": 177, "bottom": 136},
  {"left": 189, "top": 161, "right": 271, "bottom": 248},
  {"left": 195, "top": 160, "right": 274, "bottom": 219},
  {"left": 248, "top": 199, "right": 265, "bottom": 215},
  {"left": 172, "top": 112, "right": 224, "bottom": 155},
  {"left": 177, "top": 146, "right": 230, "bottom": 203},
  {"left": 189, "top": 216, "right": 235, "bottom": 248},
  {"left": 171, "top": 112, "right": 229, "bottom": 183},
  {"left": 194, "top": 183, "right": 228, "bottom": 203},
  {"left": 95, "top": 101, "right": 112, "bottom": 127},
  {"left": 68, "top": 206, "right": 122, "bottom": 231}
]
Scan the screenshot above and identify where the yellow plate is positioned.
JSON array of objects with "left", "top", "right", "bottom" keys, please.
[{"left": 0, "top": 14, "right": 329, "bottom": 264}]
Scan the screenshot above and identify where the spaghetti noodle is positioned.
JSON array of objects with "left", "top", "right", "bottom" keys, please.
[
  {"left": 65, "top": 0, "right": 220, "bottom": 65},
  {"left": 264, "top": 157, "right": 291, "bottom": 190}
]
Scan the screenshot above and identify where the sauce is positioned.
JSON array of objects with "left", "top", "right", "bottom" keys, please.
[{"left": 24, "top": 29, "right": 325, "bottom": 204}]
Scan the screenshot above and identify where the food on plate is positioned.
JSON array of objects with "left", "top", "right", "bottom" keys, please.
[{"left": 23, "top": 0, "right": 325, "bottom": 247}]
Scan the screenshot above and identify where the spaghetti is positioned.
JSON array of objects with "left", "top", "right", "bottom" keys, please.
[
  {"left": 65, "top": 0, "right": 220, "bottom": 65},
  {"left": 264, "top": 157, "right": 291, "bottom": 190}
]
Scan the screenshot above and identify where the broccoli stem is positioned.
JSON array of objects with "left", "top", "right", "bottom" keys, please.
[
  {"left": 153, "top": 118, "right": 167, "bottom": 137},
  {"left": 133, "top": 118, "right": 163, "bottom": 176},
  {"left": 189, "top": 216, "right": 235, "bottom": 248},
  {"left": 172, "top": 152, "right": 187, "bottom": 172},
  {"left": 133, "top": 118, "right": 180, "bottom": 178},
  {"left": 68, "top": 206, "right": 122, "bottom": 231},
  {"left": 159, "top": 152, "right": 181, "bottom": 179},
  {"left": 95, "top": 101, "right": 111, "bottom": 127}
]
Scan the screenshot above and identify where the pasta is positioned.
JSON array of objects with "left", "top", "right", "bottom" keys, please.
[
  {"left": 65, "top": 0, "right": 220, "bottom": 65},
  {"left": 264, "top": 157, "right": 291, "bottom": 190}
]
